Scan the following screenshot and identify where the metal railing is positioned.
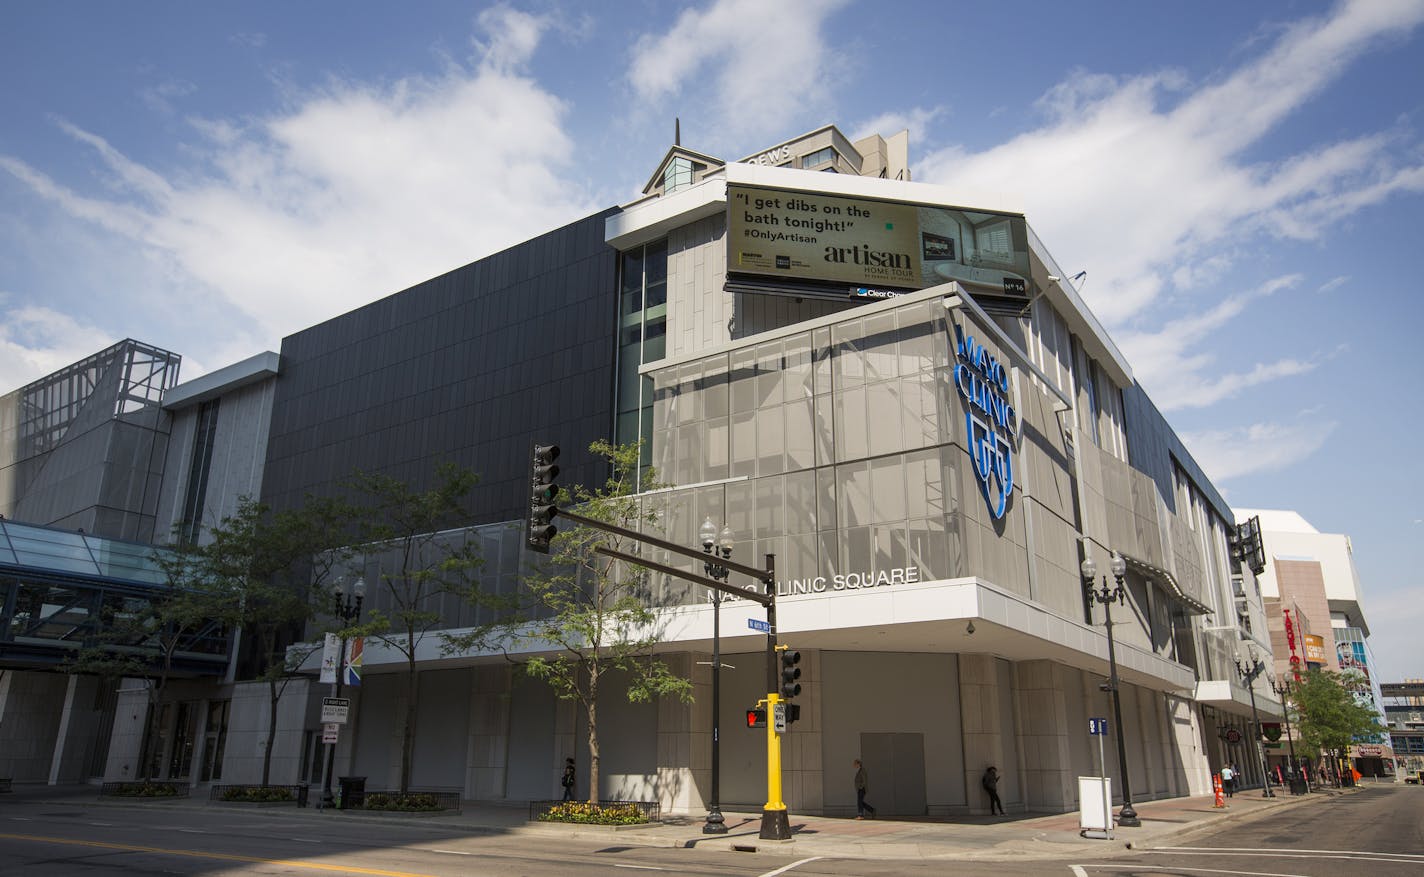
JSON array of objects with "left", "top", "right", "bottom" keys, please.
[
  {"left": 358, "top": 788, "right": 463, "bottom": 813},
  {"left": 99, "top": 781, "right": 190, "bottom": 798},
  {"left": 209, "top": 784, "right": 309, "bottom": 806}
]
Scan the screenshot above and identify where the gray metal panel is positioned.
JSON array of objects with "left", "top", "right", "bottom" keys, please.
[{"left": 260, "top": 209, "right": 621, "bottom": 522}]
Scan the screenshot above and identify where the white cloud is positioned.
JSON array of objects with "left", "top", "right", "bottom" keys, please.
[
  {"left": 0, "top": 304, "right": 116, "bottom": 391},
  {"left": 915, "top": 0, "right": 1424, "bottom": 325},
  {"left": 1316, "top": 275, "right": 1351, "bottom": 294},
  {"left": 850, "top": 107, "right": 944, "bottom": 145},
  {"left": 0, "top": 8, "right": 597, "bottom": 377},
  {"left": 627, "top": 0, "right": 851, "bottom": 148},
  {"left": 1115, "top": 274, "right": 1323, "bottom": 409},
  {"left": 1179, "top": 420, "right": 1337, "bottom": 482}
]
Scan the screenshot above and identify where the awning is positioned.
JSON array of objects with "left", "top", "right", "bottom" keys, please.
[{"left": 1122, "top": 552, "right": 1213, "bottom": 616}]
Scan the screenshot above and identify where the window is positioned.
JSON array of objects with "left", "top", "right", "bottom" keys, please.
[
  {"left": 615, "top": 240, "right": 669, "bottom": 473},
  {"left": 802, "top": 147, "right": 835, "bottom": 169},
  {"left": 179, "top": 399, "right": 220, "bottom": 543},
  {"left": 663, "top": 157, "right": 693, "bottom": 193}
]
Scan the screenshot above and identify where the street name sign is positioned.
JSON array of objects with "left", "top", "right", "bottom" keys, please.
[{"left": 748, "top": 618, "right": 771, "bottom": 633}]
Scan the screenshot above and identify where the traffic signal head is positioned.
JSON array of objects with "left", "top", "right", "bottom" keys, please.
[
  {"left": 527, "top": 443, "right": 561, "bottom": 553},
  {"left": 779, "top": 649, "right": 802, "bottom": 699},
  {"left": 746, "top": 707, "right": 766, "bottom": 728}
]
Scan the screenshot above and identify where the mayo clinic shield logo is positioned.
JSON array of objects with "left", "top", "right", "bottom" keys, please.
[{"left": 950, "top": 321, "right": 1019, "bottom": 519}]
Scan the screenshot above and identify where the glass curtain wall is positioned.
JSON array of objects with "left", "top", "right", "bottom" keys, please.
[
  {"left": 616, "top": 240, "right": 668, "bottom": 475},
  {"left": 645, "top": 297, "right": 995, "bottom": 605}
]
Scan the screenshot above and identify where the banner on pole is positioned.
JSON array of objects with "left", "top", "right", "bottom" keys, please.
[
  {"left": 344, "top": 637, "right": 364, "bottom": 687},
  {"left": 319, "top": 633, "right": 340, "bottom": 684}
]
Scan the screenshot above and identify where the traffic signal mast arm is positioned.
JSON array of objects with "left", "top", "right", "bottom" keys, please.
[
  {"left": 525, "top": 447, "right": 789, "bottom": 842},
  {"left": 560, "top": 507, "right": 773, "bottom": 606}
]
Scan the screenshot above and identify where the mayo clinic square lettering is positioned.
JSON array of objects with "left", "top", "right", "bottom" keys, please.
[
  {"left": 775, "top": 567, "right": 921, "bottom": 598},
  {"left": 951, "top": 320, "right": 1019, "bottom": 520}
]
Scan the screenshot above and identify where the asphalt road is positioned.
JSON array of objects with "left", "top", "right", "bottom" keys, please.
[{"left": 1, "top": 786, "right": 1419, "bottom": 877}]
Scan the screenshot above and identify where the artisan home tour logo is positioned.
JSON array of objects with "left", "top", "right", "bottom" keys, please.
[{"left": 951, "top": 320, "right": 1019, "bottom": 520}]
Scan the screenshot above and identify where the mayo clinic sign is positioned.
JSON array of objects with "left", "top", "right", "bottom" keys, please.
[
  {"left": 776, "top": 567, "right": 921, "bottom": 597},
  {"left": 951, "top": 320, "right": 1019, "bottom": 519},
  {"left": 711, "top": 567, "right": 922, "bottom": 604}
]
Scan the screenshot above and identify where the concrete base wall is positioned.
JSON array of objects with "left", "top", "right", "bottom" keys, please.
[
  {"left": 0, "top": 670, "right": 65, "bottom": 781},
  {"left": 196, "top": 648, "right": 1218, "bottom": 816}
]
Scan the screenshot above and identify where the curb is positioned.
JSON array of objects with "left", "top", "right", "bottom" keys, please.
[{"left": 1128, "top": 787, "right": 1354, "bottom": 851}]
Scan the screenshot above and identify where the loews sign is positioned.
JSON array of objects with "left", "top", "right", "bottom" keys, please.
[{"left": 951, "top": 320, "right": 1019, "bottom": 519}]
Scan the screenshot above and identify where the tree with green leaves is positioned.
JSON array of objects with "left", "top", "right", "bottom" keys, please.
[
  {"left": 342, "top": 462, "right": 487, "bottom": 795},
  {"left": 459, "top": 441, "right": 692, "bottom": 802},
  {"left": 201, "top": 495, "right": 352, "bottom": 785},
  {"left": 1291, "top": 668, "right": 1381, "bottom": 785},
  {"left": 65, "top": 539, "right": 238, "bottom": 782}
]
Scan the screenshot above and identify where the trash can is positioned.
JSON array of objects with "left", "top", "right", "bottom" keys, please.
[
  {"left": 337, "top": 777, "right": 366, "bottom": 810},
  {"left": 297, "top": 784, "right": 310, "bottom": 808},
  {"left": 1289, "top": 776, "right": 1308, "bottom": 795}
]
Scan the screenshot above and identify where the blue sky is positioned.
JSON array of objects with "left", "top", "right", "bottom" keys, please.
[{"left": 2, "top": 1, "right": 1421, "bottom": 682}]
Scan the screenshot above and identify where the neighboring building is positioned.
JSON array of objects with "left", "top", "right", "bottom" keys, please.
[
  {"left": 0, "top": 339, "right": 180, "bottom": 542},
  {"left": 1383, "top": 681, "right": 1424, "bottom": 780},
  {"left": 2, "top": 125, "right": 1280, "bottom": 817},
  {"left": 1235, "top": 509, "right": 1391, "bottom": 776}
]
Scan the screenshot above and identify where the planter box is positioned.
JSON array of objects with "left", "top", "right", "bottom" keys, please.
[{"left": 529, "top": 799, "right": 660, "bottom": 825}]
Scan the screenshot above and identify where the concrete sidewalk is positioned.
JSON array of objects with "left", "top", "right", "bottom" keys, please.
[{"left": 2, "top": 781, "right": 1363, "bottom": 862}]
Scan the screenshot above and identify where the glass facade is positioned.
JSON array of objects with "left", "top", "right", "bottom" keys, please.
[
  {"left": 179, "top": 399, "right": 221, "bottom": 544},
  {"left": 0, "top": 519, "right": 229, "bottom": 668},
  {"left": 643, "top": 296, "right": 1047, "bottom": 603},
  {"left": 616, "top": 240, "right": 668, "bottom": 472}
]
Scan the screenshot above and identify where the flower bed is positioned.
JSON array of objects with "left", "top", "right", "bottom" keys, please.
[
  {"left": 531, "top": 800, "right": 657, "bottom": 825},
  {"left": 218, "top": 786, "right": 295, "bottom": 803},
  {"left": 362, "top": 792, "right": 444, "bottom": 812},
  {"left": 100, "top": 781, "right": 187, "bottom": 798}
]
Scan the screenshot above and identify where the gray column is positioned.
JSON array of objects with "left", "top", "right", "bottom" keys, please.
[{"left": 47, "top": 674, "right": 80, "bottom": 785}]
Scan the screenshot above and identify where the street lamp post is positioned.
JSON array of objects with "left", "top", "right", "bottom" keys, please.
[
  {"left": 1235, "top": 647, "right": 1275, "bottom": 798},
  {"left": 319, "top": 576, "right": 365, "bottom": 810},
  {"left": 1271, "top": 677, "right": 1307, "bottom": 794},
  {"left": 1080, "top": 552, "right": 1140, "bottom": 827},
  {"left": 699, "top": 517, "right": 734, "bottom": 836}
]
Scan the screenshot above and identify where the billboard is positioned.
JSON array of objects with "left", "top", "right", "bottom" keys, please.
[
  {"left": 727, "top": 184, "right": 1032, "bottom": 298},
  {"left": 1303, "top": 634, "right": 1326, "bottom": 663}
]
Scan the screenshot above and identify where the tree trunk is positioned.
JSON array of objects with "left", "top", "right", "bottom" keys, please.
[
  {"left": 586, "top": 667, "right": 599, "bottom": 804},
  {"left": 401, "top": 660, "right": 419, "bottom": 795},
  {"left": 262, "top": 677, "right": 279, "bottom": 786}
]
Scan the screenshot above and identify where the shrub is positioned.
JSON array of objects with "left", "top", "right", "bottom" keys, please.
[
  {"left": 220, "top": 786, "right": 294, "bottom": 803},
  {"left": 363, "top": 792, "right": 442, "bottom": 812},
  {"left": 537, "top": 802, "right": 648, "bottom": 825},
  {"left": 113, "top": 782, "right": 179, "bottom": 797}
]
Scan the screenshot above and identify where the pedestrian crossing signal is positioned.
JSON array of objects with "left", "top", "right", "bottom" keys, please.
[{"left": 746, "top": 708, "right": 766, "bottom": 728}]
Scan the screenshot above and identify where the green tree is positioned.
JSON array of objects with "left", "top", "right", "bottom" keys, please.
[
  {"left": 1292, "top": 668, "right": 1380, "bottom": 784},
  {"left": 342, "top": 462, "right": 487, "bottom": 795},
  {"left": 201, "top": 495, "right": 352, "bottom": 785},
  {"left": 66, "top": 540, "right": 238, "bottom": 781},
  {"left": 462, "top": 441, "right": 692, "bottom": 802}
]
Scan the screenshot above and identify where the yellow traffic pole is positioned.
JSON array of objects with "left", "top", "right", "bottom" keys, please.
[{"left": 765, "top": 692, "right": 785, "bottom": 812}]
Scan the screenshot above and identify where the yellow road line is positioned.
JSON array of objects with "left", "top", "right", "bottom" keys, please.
[{"left": 0, "top": 832, "right": 441, "bottom": 877}]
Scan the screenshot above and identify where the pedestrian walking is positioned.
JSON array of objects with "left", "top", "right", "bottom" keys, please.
[
  {"left": 853, "top": 758, "right": 876, "bottom": 819},
  {"left": 1220, "top": 763, "right": 1234, "bottom": 797},
  {"left": 982, "top": 765, "right": 1005, "bottom": 815},
  {"left": 1232, "top": 763, "right": 1242, "bottom": 793},
  {"left": 561, "top": 757, "right": 576, "bottom": 801}
]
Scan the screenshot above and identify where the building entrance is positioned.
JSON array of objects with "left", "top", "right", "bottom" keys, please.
[{"left": 859, "top": 732, "right": 927, "bottom": 817}]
